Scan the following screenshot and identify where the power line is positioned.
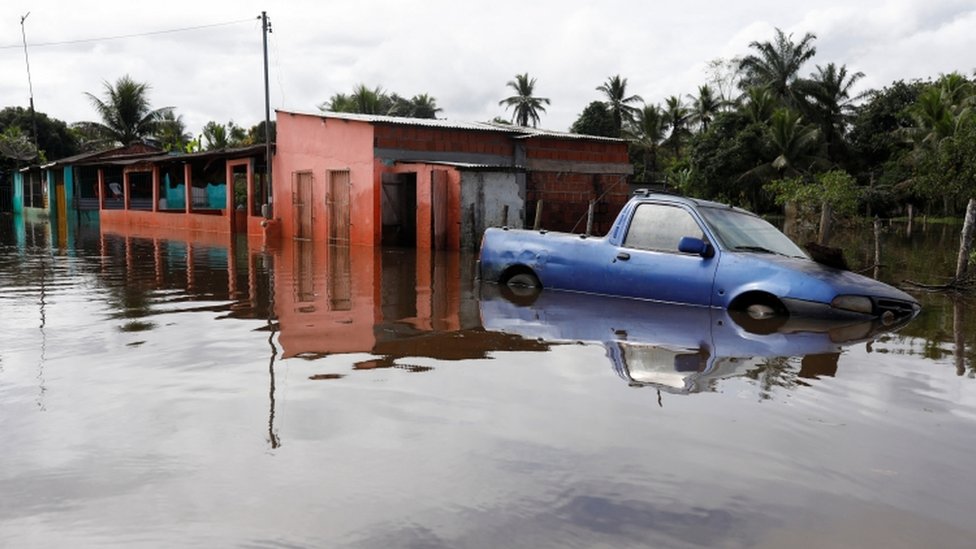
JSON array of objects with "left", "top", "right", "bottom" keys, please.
[{"left": 0, "top": 17, "right": 256, "bottom": 50}]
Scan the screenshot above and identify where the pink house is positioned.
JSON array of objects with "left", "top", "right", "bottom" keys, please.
[{"left": 272, "top": 110, "right": 632, "bottom": 249}]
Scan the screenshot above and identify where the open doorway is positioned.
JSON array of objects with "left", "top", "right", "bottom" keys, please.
[{"left": 381, "top": 172, "right": 417, "bottom": 247}]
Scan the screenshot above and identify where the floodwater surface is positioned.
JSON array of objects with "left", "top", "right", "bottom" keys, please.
[{"left": 1, "top": 217, "right": 974, "bottom": 548}]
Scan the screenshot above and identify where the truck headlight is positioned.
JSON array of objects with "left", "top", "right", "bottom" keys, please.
[{"left": 831, "top": 295, "right": 873, "bottom": 315}]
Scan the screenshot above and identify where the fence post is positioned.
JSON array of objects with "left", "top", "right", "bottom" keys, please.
[{"left": 955, "top": 198, "right": 975, "bottom": 282}]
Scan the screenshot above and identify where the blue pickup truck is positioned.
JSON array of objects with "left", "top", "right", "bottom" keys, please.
[{"left": 478, "top": 191, "right": 919, "bottom": 321}]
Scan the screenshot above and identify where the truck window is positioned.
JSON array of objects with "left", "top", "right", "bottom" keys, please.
[{"left": 624, "top": 203, "right": 704, "bottom": 252}]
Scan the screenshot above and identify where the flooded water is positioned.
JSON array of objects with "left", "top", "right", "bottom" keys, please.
[{"left": 1, "top": 215, "right": 974, "bottom": 548}]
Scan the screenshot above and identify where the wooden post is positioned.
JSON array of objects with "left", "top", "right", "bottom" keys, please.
[
  {"left": 953, "top": 298, "right": 965, "bottom": 376},
  {"left": 533, "top": 200, "right": 543, "bottom": 231},
  {"left": 502, "top": 204, "right": 509, "bottom": 227},
  {"left": 906, "top": 203, "right": 914, "bottom": 237},
  {"left": 954, "top": 198, "right": 976, "bottom": 282},
  {"left": 586, "top": 200, "right": 595, "bottom": 235},
  {"left": 818, "top": 201, "right": 833, "bottom": 245},
  {"left": 873, "top": 217, "right": 882, "bottom": 280}
]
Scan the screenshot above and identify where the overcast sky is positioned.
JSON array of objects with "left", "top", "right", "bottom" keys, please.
[{"left": 2, "top": 0, "right": 975, "bottom": 139}]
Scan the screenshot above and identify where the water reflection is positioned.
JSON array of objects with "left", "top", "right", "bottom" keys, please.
[
  {"left": 3, "top": 218, "right": 976, "bottom": 547},
  {"left": 480, "top": 287, "right": 913, "bottom": 397}
]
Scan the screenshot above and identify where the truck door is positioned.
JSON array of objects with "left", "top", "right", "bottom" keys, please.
[{"left": 604, "top": 202, "right": 718, "bottom": 306}]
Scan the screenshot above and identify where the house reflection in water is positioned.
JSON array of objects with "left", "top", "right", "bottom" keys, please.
[{"left": 271, "top": 238, "right": 545, "bottom": 370}]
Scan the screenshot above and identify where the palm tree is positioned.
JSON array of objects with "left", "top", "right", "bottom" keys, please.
[
  {"left": 739, "top": 86, "right": 777, "bottom": 124},
  {"left": 663, "top": 95, "right": 692, "bottom": 157},
  {"left": 321, "top": 93, "right": 356, "bottom": 113},
  {"left": 738, "top": 28, "right": 817, "bottom": 108},
  {"left": 409, "top": 94, "right": 442, "bottom": 119},
  {"left": 905, "top": 73, "right": 974, "bottom": 150},
  {"left": 802, "top": 63, "right": 865, "bottom": 162},
  {"left": 201, "top": 121, "right": 247, "bottom": 151},
  {"left": 597, "top": 74, "right": 643, "bottom": 135},
  {"left": 629, "top": 104, "right": 667, "bottom": 180},
  {"left": 499, "top": 73, "right": 550, "bottom": 127},
  {"left": 157, "top": 111, "right": 192, "bottom": 152},
  {"left": 78, "top": 75, "right": 172, "bottom": 146},
  {"left": 350, "top": 84, "right": 386, "bottom": 114},
  {"left": 745, "top": 108, "right": 825, "bottom": 181},
  {"left": 688, "top": 85, "right": 723, "bottom": 132}
]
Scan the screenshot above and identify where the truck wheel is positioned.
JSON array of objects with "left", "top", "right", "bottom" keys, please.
[
  {"left": 729, "top": 293, "right": 787, "bottom": 334},
  {"left": 506, "top": 272, "right": 540, "bottom": 289}
]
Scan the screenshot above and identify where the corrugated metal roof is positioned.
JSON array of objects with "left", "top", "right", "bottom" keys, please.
[
  {"left": 75, "top": 144, "right": 267, "bottom": 166},
  {"left": 278, "top": 109, "right": 627, "bottom": 143},
  {"left": 395, "top": 160, "right": 526, "bottom": 171}
]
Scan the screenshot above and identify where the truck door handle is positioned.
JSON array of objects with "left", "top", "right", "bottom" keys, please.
[{"left": 617, "top": 252, "right": 631, "bottom": 261}]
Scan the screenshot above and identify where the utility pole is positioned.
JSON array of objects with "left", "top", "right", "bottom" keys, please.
[
  {"left": 261, "top": 11, "right": 273, "bottom": 218},
  {"left": 20, "top": 12, "right": 40, "bottom": 156}
]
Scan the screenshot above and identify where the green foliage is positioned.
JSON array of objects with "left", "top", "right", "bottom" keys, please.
[
  {"left": 687, "top": 110, "right": 768, "bottom": 208},
  {"left": 320, "top": 84, "right": 443, "bottom": 119},
  {"left": 201, "top": 121, "right": 247, "bottom": 151},
  {"left": 597, "top": 74, "right": 643, "bottom": 136},
  {"left": 0, "top": 106, "right": 79, "bottom": 163},
  {"left": 570, "top": 101, "right": 617, "bottom": 137},
  {"left": 905, "top": 73, "right": 976, "bottom": 205},
  {"left": 499, "top": 73, "right": 550, "bottom": 127},
  {"left": 766, "top": 170, "right": 860, "bottom": 216},
  {"left": 157, "top": 111, "right": 192, "bottom": 152},
  {"left": 0, "top": 125, "right": 37, "bottom": 162},
  {"left": 76, "top": 75, "right": 172, "bottom": 147},
  {"left": 738, "top": 28, "right": 818, "bottom": 108}
]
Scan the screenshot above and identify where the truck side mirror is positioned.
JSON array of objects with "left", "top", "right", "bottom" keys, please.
[{"left": 678, "top": 236, "right": 714, "bottom": 258}]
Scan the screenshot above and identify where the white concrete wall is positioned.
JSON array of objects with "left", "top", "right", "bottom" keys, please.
[{"left": 459, "top": 171, "right": 523, "bottom": 250}]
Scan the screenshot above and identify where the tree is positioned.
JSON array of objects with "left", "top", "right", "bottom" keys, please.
[
  {"left": 738, "top": 28, "right": 818, "bottom": 108},
  {"left": 705, "top": 57, "right": 743, "bottom": 108},
  {"left": 323, "top": 93, "right": 357, "bottom": 113},
  {"left": 688, "top": 85, "right": 723, "bottom": 132},
  {"left": 76, "top": 75, "right": 172, "bottom": 147},
  {"left": 570, "top": 101, "right": 617, "bottom": 137},
  {"left": 597, "top": 74, "right": 643, "bottom": 136},
  {"left": 320, "top": 86, "right": 442, "bottom": 119},
  {"left": 908, "top": 74, "right": 976, "bottom": 207},
  {"left": 802, "top": 63, "right": 865, "bottom": 164},
  {"left": 157, "top": 111, "right": 192, "bottom": 152},
  {"left": 349, "top": 84, "right": 386, "bottom": 115},
  {"left": 739, "top": 86, "right": 776, "bottom": 124},
  {"left": 629, "top": 104, "right": 667, "bottom": 180},
  {"left": 0, "top": 126, "right": 37, "bottom": 162},
  {"left": 663, "top": 95, "right": 692, "bottom": 157},
  {"left": 408, "top": 93, "right": 442, "bottom": 119},
  {"left": 0, "top": 106, "right": 78, "bottom": 161},
  {"left": 499, "top": 73, "right": 550, "bottom": 127},
  {"left": 202, "top": 121, "right": 247, "bottom": 151},
  {"left": 248, "top": 120, "right": 276, "bottom": 144},
  {"left": 687, "top": 110, "right": 768, "bottom": 208}
]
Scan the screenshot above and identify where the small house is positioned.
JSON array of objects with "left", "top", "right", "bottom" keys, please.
[{"left": 272, "top": 111, "right": 632, "bottom": 249}]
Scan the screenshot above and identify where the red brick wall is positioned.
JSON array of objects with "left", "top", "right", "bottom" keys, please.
[
  {"left": 524, "top": 136, "right": 630, "bottom": 164},
  {"left": 373, "top": 125, "right": 514, "bottom": 157},
  {"left": 526, "top": 172, "right": 630, "bottom": 235}
]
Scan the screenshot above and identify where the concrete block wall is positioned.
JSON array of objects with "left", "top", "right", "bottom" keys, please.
[
  {"left": 374, "top": 126, "right": 514, "bottom": 157},
  {"left": 526, "top": 172, "right": 630, "bottom": 235}
]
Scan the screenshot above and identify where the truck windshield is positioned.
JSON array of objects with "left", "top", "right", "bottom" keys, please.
[{"left": 698, "top": 206, "right": 808, "bottom": 259}]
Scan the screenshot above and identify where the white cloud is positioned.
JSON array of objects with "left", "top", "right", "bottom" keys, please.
[{"left": 1, "top": 0, "right": 975, "bottom": 141}]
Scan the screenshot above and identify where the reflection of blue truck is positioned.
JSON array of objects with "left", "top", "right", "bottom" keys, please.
[
  {"left": 478, "top": 192, "right": 919, "bottom": 321},
  {"left": 479, "top": 287, "right": 912, "bottom": 394}
]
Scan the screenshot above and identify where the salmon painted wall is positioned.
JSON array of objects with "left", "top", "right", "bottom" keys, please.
[
  {"left": 273, "top": 112, "right": 378, "bottom": 246},
  {"left": 272, "top": 239, "right": 382, "bottom": 358}
]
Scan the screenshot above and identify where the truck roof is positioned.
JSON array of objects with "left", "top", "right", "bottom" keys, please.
[{"left": 633, "top": 191, "right": 755, "bottom": 216}]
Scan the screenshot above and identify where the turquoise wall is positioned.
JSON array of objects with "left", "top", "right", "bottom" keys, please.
[{"left": 12, "top": 172, "right": 23, "bottom": 214}]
